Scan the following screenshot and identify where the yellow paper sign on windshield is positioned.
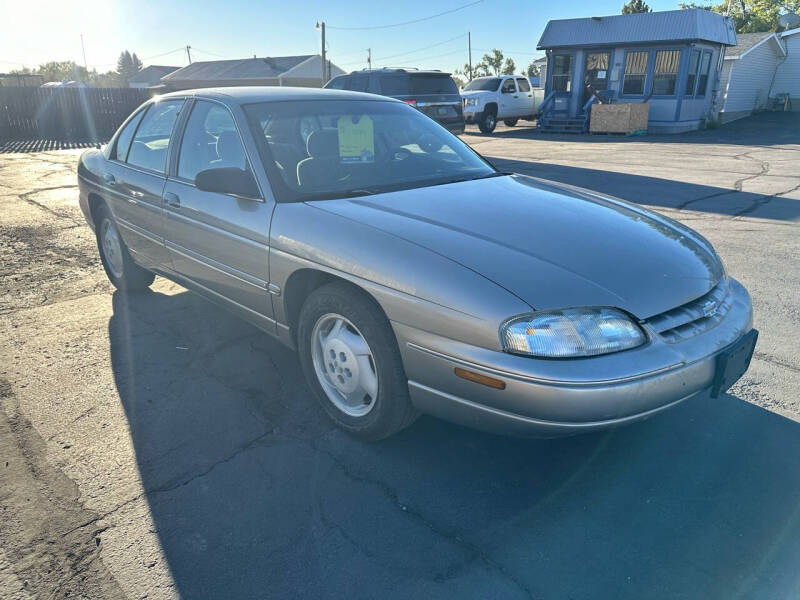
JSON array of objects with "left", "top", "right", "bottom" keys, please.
[{"left": 337, "top": 115, "right": 374, "bottom": 163}]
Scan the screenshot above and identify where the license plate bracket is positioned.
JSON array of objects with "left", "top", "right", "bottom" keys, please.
[{"left": 710, "top": 329, "right": 758, "bottom": 398}]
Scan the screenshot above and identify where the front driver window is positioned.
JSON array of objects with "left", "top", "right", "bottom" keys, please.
[
  {"left": 178, "top": 101, "right": 248, "bottom": 182},
  {"left": 501, "top": 79, "right": 516, "bottom": 94},
  {"left": 126, "top": 99, "right": 184, "bottom": 172}
]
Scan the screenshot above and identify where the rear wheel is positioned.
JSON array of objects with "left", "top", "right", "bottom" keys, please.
[
  {"left": 297, "top": 281, "right": 418, "bottom": 440},
  {"left": 503, "top": 118, "right": 518, "bottom": 127},
  {"left": 94, "top": 204, "right": 154, "bottom": 292},
  {"left": 478, "top": 108, "right": 497, "bottom": 134}
]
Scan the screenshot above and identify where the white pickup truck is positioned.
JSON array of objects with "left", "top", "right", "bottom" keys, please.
[{"left": 460, "top": 75, "right": 544, "bottom": 133}]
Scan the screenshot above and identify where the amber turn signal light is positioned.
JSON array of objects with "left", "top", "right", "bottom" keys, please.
[{"left": 454, "top": 367, "right": 506, "bottom": 390}]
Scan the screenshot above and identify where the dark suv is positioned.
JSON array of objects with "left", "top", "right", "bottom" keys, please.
[{"left": 325, "top": 68, "right": 465, "bottom": 134}]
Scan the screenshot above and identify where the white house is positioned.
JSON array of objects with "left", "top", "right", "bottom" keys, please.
[
  {"left": 159, "top": 55, "right": 346, "bottom": 91},
  {"left": 772, "top": 27, "right": 800, "bottom": 106},
  {"left": 719, "top": 27, "right": 800, "bottom": 122}
]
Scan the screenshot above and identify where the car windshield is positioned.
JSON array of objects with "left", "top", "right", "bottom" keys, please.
[
  {"left": 463, "top": 77, "right": 501, "bottom": 91},
  {"left": 244, "top": 99, "right": 497, "bottom": 202}
]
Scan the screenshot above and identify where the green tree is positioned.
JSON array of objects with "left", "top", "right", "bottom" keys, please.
[
  {"left": 501, "top": 57, "right": 516, "bottom": 75},
  {"left": 679, "top": 0, "right": 800, "bottom": 33},
  {"left": 481, "top": 49, "right": 505, "bottom": 76},
  {"left": 36, "top": 61, "right": 88, "bottom": 83},
  {"left": 526, "top": 60, "right": 541, "bottom": 77},
  {"left": 622, "top": 0, "right": 651, "bottom": 14},
  {"left": 116, "top": 51, "right": 143, "bottom": 85}
]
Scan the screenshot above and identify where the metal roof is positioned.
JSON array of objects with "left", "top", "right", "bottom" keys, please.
[
  {"left": 128, "top": 65, "right": 180, "bottom": 83},
  {"left": 537, "top": 9, "right": 737, "bottom": 49},
  {"left": 161, "top": 55, "right": 314, "bottom": 82}
]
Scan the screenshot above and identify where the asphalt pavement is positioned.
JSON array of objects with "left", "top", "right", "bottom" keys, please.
[{"left": 1, "top": 113, "right": 799, "bottom": 599}]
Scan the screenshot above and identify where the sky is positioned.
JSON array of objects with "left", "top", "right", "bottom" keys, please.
[{"left": 1, "top": 0, "right": 684, "bottom": 75}]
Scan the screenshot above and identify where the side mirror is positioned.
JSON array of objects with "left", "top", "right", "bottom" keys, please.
[{"left": 195, "top": 167, "right": 260, "bottom": 199}]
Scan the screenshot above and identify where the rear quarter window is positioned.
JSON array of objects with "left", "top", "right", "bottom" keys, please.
[
  {"left": 378, "top": 74, "right": 410, "bottom": 96},
  {"left": 409, "top": 74, "right": 458, "bottom": 95}
]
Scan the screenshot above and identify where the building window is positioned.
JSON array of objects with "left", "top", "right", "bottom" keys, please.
[
  {"left": 697, "top": 51, "right": 712, "bottom": 97},
  {"left": 652, "top": 50, "right": 681, "bottom": 95},
  {"left": 623, "top": 51, "right": 648, "bottom": 95},
  {"left": 552, "top": 55, "right": 572, "bottom": 92},
  {"left": 685, "top": 49, "right": 700, "bottom": 96}
]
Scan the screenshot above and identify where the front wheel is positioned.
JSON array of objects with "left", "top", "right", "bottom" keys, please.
[
  {"left": 95, "top": 204, "right": 154, "bottom": 292},
  {"left": 297, "top": 282, "right": 418, "bottom": 440},
  {"left": 478, "top": 109, "right": 497, "bottom": 134},
  {"left": 503, "top": 118, "right": 518, "bottom": 127}
]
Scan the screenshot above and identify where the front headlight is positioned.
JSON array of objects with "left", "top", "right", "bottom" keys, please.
[
  {"left": 465, "top": 98, "right": 478, "bottom": 107},
  {"left": 500, "top": 308, "right": 646, "bottom": 358}
]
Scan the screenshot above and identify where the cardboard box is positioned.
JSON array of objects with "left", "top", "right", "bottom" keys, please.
[{"left": 589, "top": 103, "right": 649, "bottom": 134}]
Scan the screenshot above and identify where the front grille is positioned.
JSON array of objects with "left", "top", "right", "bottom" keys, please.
[{"left": 646, "top": 279, "right": 733, "bottom": 343}]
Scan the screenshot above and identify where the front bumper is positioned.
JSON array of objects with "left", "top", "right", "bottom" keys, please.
[
  {"left": 463, "top": 107, "right": 481, "bottom": 124},
  {"left": 394, "top": 278, "right": 755, "bottom": 437}
]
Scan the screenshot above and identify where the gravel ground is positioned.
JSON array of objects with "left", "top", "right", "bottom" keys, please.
[{"left": 1, "top": 113, "right": 799, "bottom": 599}]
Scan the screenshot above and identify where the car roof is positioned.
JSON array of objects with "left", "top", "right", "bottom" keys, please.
[
  {"left": 156, "top": 86, "right": 399, "bottom": 104},
  {"left": 342, "top": 68, "right": 452, "bottom": 76}
]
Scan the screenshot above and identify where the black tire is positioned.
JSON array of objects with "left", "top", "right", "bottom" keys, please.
[
  {"left": 297, "top": 281, "right": 418, "bottom": 441},
  {"left": 94, "top": 203, "right": 155, "bottom": 292},
  {"left": 503, "top": 118, "right": 518, "bottom": 127},
  {"left": 478, "top": 108, "right": 497, "bottom": 134}
]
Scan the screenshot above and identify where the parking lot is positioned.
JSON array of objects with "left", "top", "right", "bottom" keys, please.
[{"left": 1, "top": 112, "right": 799, "bottom": 599}]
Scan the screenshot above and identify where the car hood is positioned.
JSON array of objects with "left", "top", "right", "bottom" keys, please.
[
  {"left": 309, "top": 175, "right": 722, "bottom": 319},
  {"left": 460, "top": 90, "right": 491, "bottom": 100}
]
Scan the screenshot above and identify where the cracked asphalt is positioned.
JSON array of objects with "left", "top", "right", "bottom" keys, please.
[{"left": 1, "top": 112, "right": 799, "bottom": 599}]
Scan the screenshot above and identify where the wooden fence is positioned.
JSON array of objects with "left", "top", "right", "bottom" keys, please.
[{"left": 0, "top": 87, "right": 153, "bottom": 142}]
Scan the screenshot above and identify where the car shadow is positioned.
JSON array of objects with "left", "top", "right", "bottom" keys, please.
[
  {"left": 109, "top": 290, "right": 800, "bottom": 599},
  {"left": 484, "top": 158, "right": 800, "bottom": 222}
]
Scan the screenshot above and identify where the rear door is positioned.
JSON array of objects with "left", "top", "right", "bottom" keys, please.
[
  {"left": 106, "top": 98, "right": 185, "bottom": 269},
  {"left": 515, "top": 78, "right": 534, "bottom": 116},
  {"left": 162, "top": 98, "right": 275, "bottom": 323},
  {"left": 382, "top": 73, "right": 463, "bottom": 129}
]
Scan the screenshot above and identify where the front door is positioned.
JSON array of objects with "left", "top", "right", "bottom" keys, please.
[
  {"left": 163, "top": 99, "right": 274, "bottom": 322},
  {"left": 582, "top": 51, "right": 611, "bottom": 107}
]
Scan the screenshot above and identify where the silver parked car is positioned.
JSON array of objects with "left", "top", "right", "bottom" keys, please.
[{"left": 77, "top": 87, "right": 757, "bottom": 440}]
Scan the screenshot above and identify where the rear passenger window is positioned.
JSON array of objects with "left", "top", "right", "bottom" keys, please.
[
  {"left": 126, "top": 99, "right": 184, "bottom": 173},
  {"left": 379, "top": 75, "right": 410, "bottom": 95},
  {"left": 501, "top": 79, "right": 516, "bottom": 94},
  {"left": 178, "top": 100, "right": 248, "bottom": 182},
  {"left": 516, "top": 78, "right": 531, "bottom": 92},
  {"left": 112, "top": 108, "right": 145, "bottom": 161}
]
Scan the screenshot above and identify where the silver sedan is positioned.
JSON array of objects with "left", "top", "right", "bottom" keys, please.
[{"left": 77, "top": 87, "right": 757, "bottom": 440}]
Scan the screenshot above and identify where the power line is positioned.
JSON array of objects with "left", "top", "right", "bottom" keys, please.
[
  {"left": 473, "top": 47, "right": 543, "bottom": 56},
  {"left": 139, "top": 47, "right": 186, "bottom": 61},
  {"left": 374, "top": 33, "right": 466, "bottom": 62},
  {"left": 192, "top": 47, "right": 229, "bottom": 59},
  {"left": 327, "top": 0, "right": 483, "bottom": 30}
]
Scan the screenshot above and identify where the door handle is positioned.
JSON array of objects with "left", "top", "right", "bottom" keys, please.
[
  {"left": 513, "top": 95, "right": 519, "bottom": 98},
  {"left": 103, "top": 173, "right": 116, "bottom": 185},
  {"left": 164, "top": 192, "right": 181, "bottom": 208}
]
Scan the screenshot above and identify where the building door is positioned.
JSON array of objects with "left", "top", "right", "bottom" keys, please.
[{"left": 582, "top": 51, "right": 611, "bottom": 107}]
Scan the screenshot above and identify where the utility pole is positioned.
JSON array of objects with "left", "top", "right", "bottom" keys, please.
[
  {"left": 186, "top": 45, "right": 192, "bottom": 64},
  {"left": 367, "top": 48, "right": 372, "bottom": 69},
  {"left": 316, "top": 21, "right": 326, "bottom": 85},
  {"left": 468, "top": 32, "right": 472, "bottom": 81},
  {"left": 80, "top": 34, "right": 88, "bottom": 72}
]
